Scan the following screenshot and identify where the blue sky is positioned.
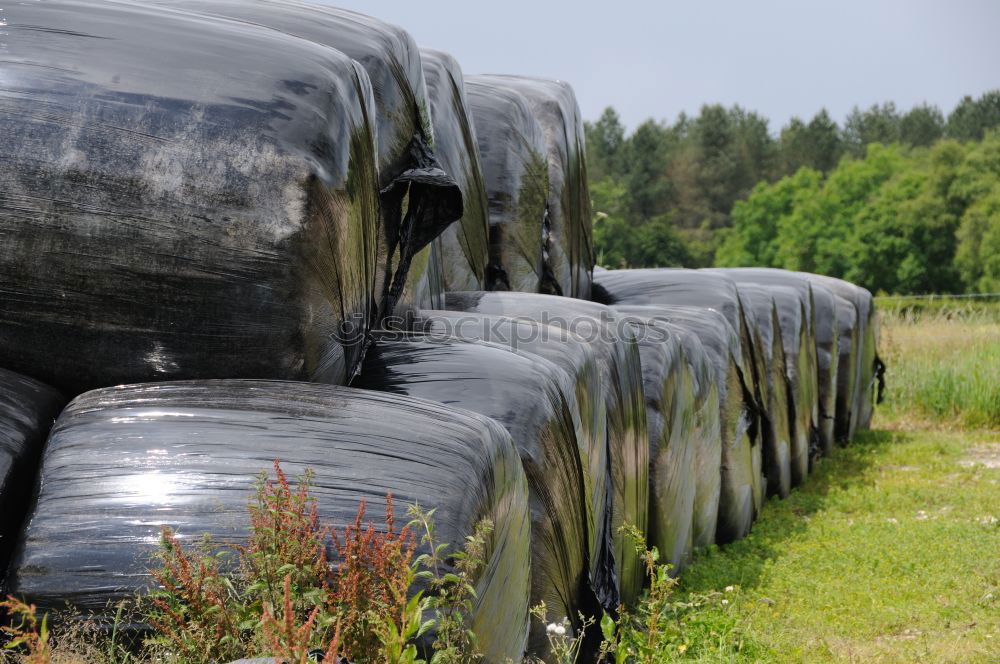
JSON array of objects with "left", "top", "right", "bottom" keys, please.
[{"left": 322, "top": 0, "right": 1000, "bottom": 132}]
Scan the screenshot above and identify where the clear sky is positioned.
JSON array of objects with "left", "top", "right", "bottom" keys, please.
[{"left": 320, "top": 0, "right": 1000, "bottom": 132}]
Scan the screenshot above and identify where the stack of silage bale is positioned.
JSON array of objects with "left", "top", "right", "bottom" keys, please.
[
  {"left": 0, "top": 2, "right": 527, "bottom": 658},
  {"left": 0, "top": 1, "right": 884, "bottom": 661}
]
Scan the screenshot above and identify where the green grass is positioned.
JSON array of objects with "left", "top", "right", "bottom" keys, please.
[
  {"left": 877, "top": 302, "right": 1000, "bottom": 430},
  {"left": 672, "top": 428, "right": 1000, "bottom": 662},
  {"left": 660, "top": 307, "right": 1000, "bottom": 662}
]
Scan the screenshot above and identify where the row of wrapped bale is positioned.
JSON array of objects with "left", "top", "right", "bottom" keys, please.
[
  {"left": 710, "top": 268, "right": 884, "bottom": 444},
  {"left": 0, "top": 0, "right": 600, "bottom": 394},
  {"left": 589, "top": 267, "right": 883, "bottom": 581},
  {"left": 593, "top": 269, "right": 766, "bottom": 544}
]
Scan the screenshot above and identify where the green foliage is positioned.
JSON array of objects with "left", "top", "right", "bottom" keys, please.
[
  {"left": 843, "top": 102, "right": 902, "bottom": 156},
  {"left": 407, "top": 505, "right": 491, "bottom": 664},
  {"left": 719, "top": 131, "right": 1000, "bottom": 293},
  {"left": 946, "top": 90, "right": 1000, "bottom": 141},
  {"left": 778, "top": 109, "right": 842, "bottom": 173},
  {"left": 589, "top": 91, "right": 1000, "bottom": 283},
  {"left": 900, "top": 102, "right": 945, "bottom": 147}
]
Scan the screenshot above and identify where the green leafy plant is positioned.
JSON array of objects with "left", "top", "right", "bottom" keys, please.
[{"left": 407, "top": 505, "right": 492, "bottom": 664}]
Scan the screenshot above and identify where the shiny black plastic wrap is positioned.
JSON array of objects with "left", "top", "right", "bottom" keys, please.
[
  {"left": 146, "top": 0, "right": 462, "bottom": 318},
  {"left": 352, "top": 333, "right": 597, "bottom": 654},
  {"left": 829, "top": 294, "right": 859, "bottom": 443},
  {"left": 764, "top": 286, "right": 817, "bottom": 485},
  {"left": 419, "top": 49, "right": 490, "bottom": 293},
  {"left": 6, "top": 380, "right": 530, "bottom": 661},
  {"left": 411, "top": 310, "right": 614, "bottom": 607},
  {"left": 0, "top": 370, "right": 65, "bottom": 578},
  {"left": 613, "top": 304, "right": 760, "bottom": 545},
  {"left": 612, "top": 313, "right": 700, "bottom": 573},
  {"left": 443, "top": 291, "right": 648, "bottom": 607},
  {"left": 808, "top": 283, "right": 840, "bottom": 454},
  {"left": 704, "top": 269, "right": 825, "bottom": 468},
  {"left": 591, "top": 270, "right": 765, "bottom": 531},
  {"left": 592, "top": 269, "right": 764, "bottom": 411},
  {"left": 732, "top": 286, "right": 793, "bottom": 498},
  {"left": 479, "top": 76, "right": 595, "bottom": 299},
  {"left": 0, "top": 0, "right": 381, "bottom": 393},
  {"left": 465, "top": 78, "right": 550, "bottom": 293},
  {"left": 800, "top": 274, "right": 882, "bottom": 436}
]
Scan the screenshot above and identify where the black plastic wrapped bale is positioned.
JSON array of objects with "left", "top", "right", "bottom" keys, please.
[
  {"left": 352, "top": 334, "right": 597, "bottom": 653},
  {"left": 613, "top": 304, "right": 761, "bottom": 545},
  {"left": 411, "top": 309, "right": 614, "bottom": 607},
  {"left": 808, "top": 282, "right": 839, "bottom": 454},
  {"left": 592, "top": 269, "right": 764, "bottom": 415},
  {"left": 465, "top": 78, "right": 549, "bottom": 293},
  {"left": 590, "top": 270, "right": 766, "bottom": 523},
  {"left": 419, "top": 49, "right": 490, "bottom": 293},
  {"left": 732, "top": 286, "right": 793, "bottom": 498},
  {"left": 6, "top": 381, "right": 529, "bottom": 661},
  {"left": 443, "top": 291, "right": 648, "bottom": 607},
  {"left": 800, "top": 273, "right": 882, "bottom": 437},
  {"left": 478, "top": 76, "right": 595, "bottom": 299},
  {"left": 612, "top": 313, "right": 700, "bottom": 573},
  {"left": 0, "top": 370, "right": 65, "bottom": 579},
  {"left": 0, "top": 0, "right": 381, "bottom": 393},
  {"left": 764, "top": 286, "right": 817, "bottom": 485},
  {"left": 829, "top": 294, "right": 859, "bottom": 443},
  {"left": 703, "top": 269, "right": 823, "bottom": 470},
  {"left": 146, "top": 0, "right": 463, "bottom": 318},
  {"left": 678, "top": 328, "right": 723, "bottom": 550}
]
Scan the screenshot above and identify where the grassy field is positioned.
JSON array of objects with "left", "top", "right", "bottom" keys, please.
[
  {"left": 877, "top": 297, "right": 1000, "bottom": 430},
  {"left": 665, "top": 302, "right": 1000, "bottom": 663}
]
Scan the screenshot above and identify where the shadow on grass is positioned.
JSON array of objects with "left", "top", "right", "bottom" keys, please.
[{"left": 679, "top": 429, "right": 905, "bottom": 593}]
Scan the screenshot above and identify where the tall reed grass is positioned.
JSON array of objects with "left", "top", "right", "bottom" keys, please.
[{"left": 877, "top": 295, "right": 1000, "bottom": 430}]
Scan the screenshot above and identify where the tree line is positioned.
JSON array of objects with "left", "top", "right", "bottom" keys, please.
[{"left": 587, "top": 90, "right": 1000, "bottom": 294}]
